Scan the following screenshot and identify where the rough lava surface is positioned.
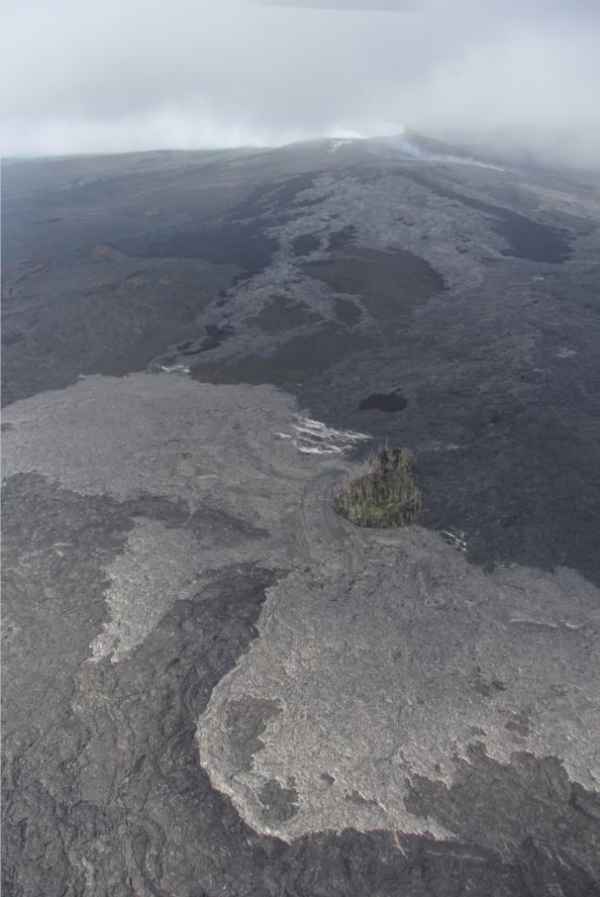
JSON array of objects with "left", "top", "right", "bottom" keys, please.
[{"left": 3, "top": 137, "right": 600, "bottom": 896}]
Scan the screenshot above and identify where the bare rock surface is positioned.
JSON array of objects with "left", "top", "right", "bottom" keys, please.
[
  {"left": 3, "top": 138, "right": 600, "bottom": 896},
  {"left": 199, "top": 526, "right": 600, "bottom": 842},
  {"left": 89, "top": 519, "right": 203, "bottom": 663},
  {"left": 3, "top": 370, "right": 600, "bottom": 893}
]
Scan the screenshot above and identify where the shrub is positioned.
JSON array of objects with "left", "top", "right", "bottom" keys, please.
[{"left": 334, "top": 447, "right": 422, "bottom": 527}]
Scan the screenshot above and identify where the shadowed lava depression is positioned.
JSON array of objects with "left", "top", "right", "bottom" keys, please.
[{"left": 2, "top": 137, "right": 600, "bottom": 897}]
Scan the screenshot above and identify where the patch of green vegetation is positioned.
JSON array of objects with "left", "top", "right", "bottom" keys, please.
[{"left": 334, "top": 447, "right": 422, "bottom": 527}]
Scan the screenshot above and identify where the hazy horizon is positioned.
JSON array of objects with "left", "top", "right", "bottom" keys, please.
[{"left": 3, "top": 0, "right": 600, "bottom": 169}]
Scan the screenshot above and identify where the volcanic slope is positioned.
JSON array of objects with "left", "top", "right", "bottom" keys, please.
[{"left": 2, "top": 137, "right": 600, "bottom": 897}]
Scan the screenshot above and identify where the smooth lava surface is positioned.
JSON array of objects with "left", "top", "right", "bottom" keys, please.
[{"left": 359, "top": 391, "right": 408, "bottom": 412}]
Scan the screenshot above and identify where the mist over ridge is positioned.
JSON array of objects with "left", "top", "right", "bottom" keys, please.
[{"left": 2, "top": 0, "right": 599, "bottom": 169}]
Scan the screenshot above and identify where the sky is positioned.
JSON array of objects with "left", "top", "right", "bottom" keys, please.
[{"left": 2, "top": 0, "right": 600, "bottom": 167}]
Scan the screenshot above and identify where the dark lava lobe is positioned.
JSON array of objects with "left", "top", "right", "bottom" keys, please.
[
  {"left": 406, "top": 745, "right": 600, "bottom": 894},
  {"left": 401, "top": 170, "right": 573, "bottom": 263},
  {"left": 225, "top": 696, "right": 282, "bottom": 774},
  {"left": 303, "top": 247, "right": 445, "bottom": 326},
  {"left": 359, "top": 391, "right": 408, "bottom": 412},
  {"left": 258, "top": 778, "right": 300, "bottom": 824},
  {"left": 291, "top": 233, "right": 321, "bottom": 256},
  {"left": 115, "top": 219, "right": 277, "bottom": 275},
  {"left": 249, "top": 294, "right": 322, "bottom": 334},
  {"left": 191, "top": 322, "right": 374, "bottom": 388},
  {"left": 4, "top": 475, "right": 600, "bottom": 897}
]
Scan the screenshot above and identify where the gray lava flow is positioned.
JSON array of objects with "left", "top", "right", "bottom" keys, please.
[{"left": 2, "top": 136, "right": 600, "bottom": 896}]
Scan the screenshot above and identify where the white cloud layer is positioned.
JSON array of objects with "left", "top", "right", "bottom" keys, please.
[{"left": 2, "top": 0, "right": 599, "bottom": 166}]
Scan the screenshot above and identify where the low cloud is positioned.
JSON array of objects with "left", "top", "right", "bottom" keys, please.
[{"left": 2, "top": 0, "right": 599, "bottom": 167}]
